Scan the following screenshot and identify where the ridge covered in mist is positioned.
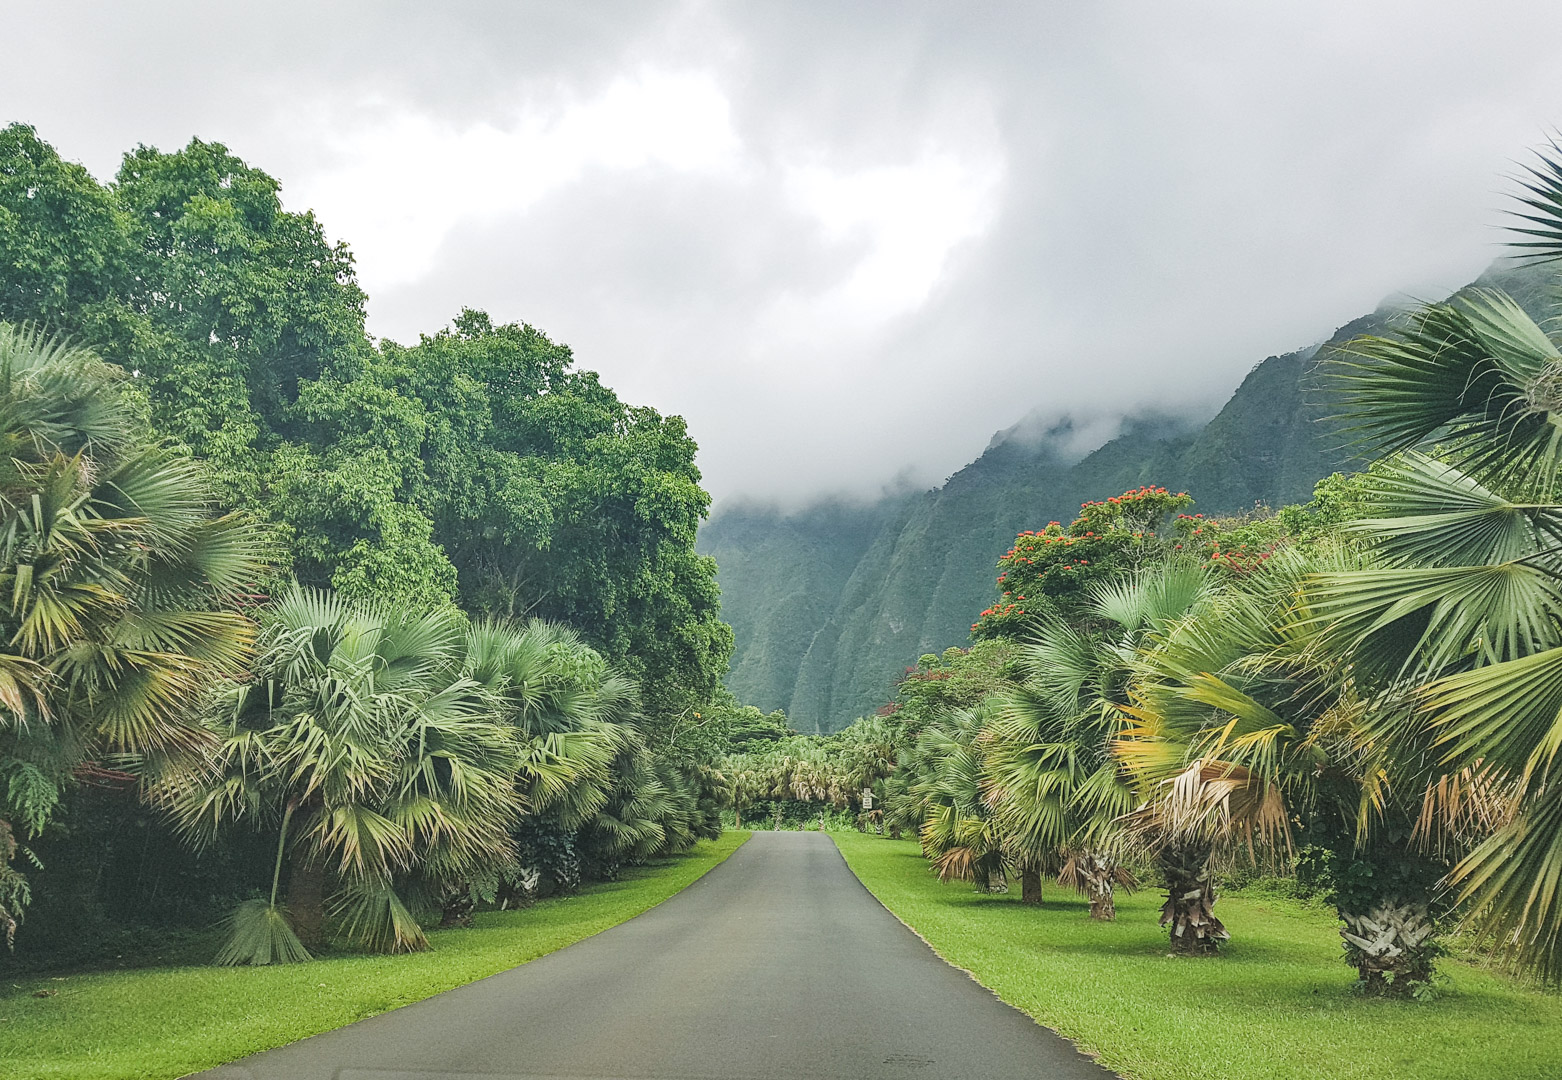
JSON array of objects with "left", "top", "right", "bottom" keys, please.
[{"left": 699, "top": 260, "right": 1551, "bottom": 733}]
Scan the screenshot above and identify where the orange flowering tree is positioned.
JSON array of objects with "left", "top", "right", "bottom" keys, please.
[{"left": 972, "top": 486, "right": 1199, "bottom": 639}]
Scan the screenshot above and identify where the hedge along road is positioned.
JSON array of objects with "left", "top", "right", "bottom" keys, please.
[{"left": 197, "top": 832, "right": 1114, "bottom": 1080}]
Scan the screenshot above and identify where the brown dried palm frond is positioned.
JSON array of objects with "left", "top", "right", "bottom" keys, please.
[
  {"left": 1057, "top": 850, "right": 1139, "bottom": 895},
  {"left": 1413, "top": 762, "right": 1518, "bottom": 857},
  {"left": 1121, "top": 758, "right": 1292, "bottom": 860}
]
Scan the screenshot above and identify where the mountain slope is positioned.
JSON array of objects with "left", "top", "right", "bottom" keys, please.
[{"left": 699, "top": 260, "right": 1549, "bottom": 732}]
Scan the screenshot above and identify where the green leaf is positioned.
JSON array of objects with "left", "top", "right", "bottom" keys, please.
[
  {"left": 1344, "top": 453, "right": 1562, "bottom": 567},
  {"left": 1305, "top": 561, "right": 1562, "bottom": 676},
  {"left": 1422, "top": 644, "right": 1562, "bottom": 782},
  {"left": 214, "top": 899, "right": 311, "bottom": 966}
]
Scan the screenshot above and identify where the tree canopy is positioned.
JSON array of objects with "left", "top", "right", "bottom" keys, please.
[{"left": 0, "top": 122, "right": 730, "bottom": 721}]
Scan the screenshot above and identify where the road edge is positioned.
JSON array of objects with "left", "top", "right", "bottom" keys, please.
[{"left": 826, "top": 831, "right": 1124, "bottom": 1079}]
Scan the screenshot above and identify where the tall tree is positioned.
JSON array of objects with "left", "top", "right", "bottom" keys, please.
[{"left": 379, "top": 312, "right": 733, "bottom": 719}]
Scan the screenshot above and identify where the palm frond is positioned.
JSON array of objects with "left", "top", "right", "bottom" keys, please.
[
  {"left": 1343, "top": 453, "right": 1562, "bottom": 566},
  {"left": 1507, "top": 139, "right": 1562, "bottom": 261},
  {"left": 1305, "top": 561, "right": 1562, "bottom": 678},
  {"left": 331, "top": 881, "right": 429, "bottom": 954},
  {"left": 214, "top": 899, "right": 311, "bottom": 966},
  {"left": 1420, "top": 645, "right": 1562, "bottom": 785},
  {"left": 1330, "top": 290, "right": 1562, "bottom": 489},
  {"left": 1448, "top": 781, "right": 1562, "bottom": 982}
]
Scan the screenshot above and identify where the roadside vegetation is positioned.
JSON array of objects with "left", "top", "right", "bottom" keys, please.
[
  {"left": 0, "top": 832, "right": 745, "bottom": 1080},
  {"left": 5, "top": 108, "right": 1562, "bottom": 1080},
  {"left": 0, "top": 124, "right": 757, "bottom": 1008}
]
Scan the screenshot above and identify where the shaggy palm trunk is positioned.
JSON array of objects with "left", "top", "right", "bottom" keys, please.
[
  {"left": 286, "top": 855, "right": 328, "bottom": 950},
  {"left": 439, "top": 884, "right": 476, "bottom": 928},
  {"left": 1159, "top": 843, "right": 1225, "bottom": 954},
  {"left": 974, "top": 863, "right": 1008, "bottom": 894},
  {"left": 1078, "top": 851, "right": 1120, "bottom": 921},
  {"left": 1339, "top": 898, "right": 1437, "bottom": 995},
  {"left": 1021, "top": 868, "right": 1043, "bottom": 904}
]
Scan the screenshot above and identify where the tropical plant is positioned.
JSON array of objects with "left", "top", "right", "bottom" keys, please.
[
  {"left": 971, "top": 486, "right": 1197, "bottom": 639},
  {"left": 913, "top": 705, "right": 1011, "bottom": 892},
  {"left": 984, "top": 566, "right": 1202, "bottom": 915},
  {"left": 1115, "top": 556, "right": 1316, "bottom": 956},
  {"left": 450, "top": 618, "right": 622, "bottom": 909},
  {"left": 0, "top": 323, "right": 264, "bottom": 941},
  {"left": 161, "top": 587, "right": 523, "bottom": 961},
  {"left": 1304, "top": 151, "right": 1562, "bottom": 980},
  {"left": 1116, "top": 546, "right": 1471, "bottom": 989}
]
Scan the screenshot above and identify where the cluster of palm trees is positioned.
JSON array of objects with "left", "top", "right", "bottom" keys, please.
[
  {"left": 885, "top": 573, "right": 1176, "bottom": 913},
  {"left": 886, "top": 144, "right": 1562, "bottom": 992},
  {"left": 723, "top": 719, "right": 901, "bottom": 828},
  {"left": 0, "top": 324, "right": 717, "bottom": 964}
]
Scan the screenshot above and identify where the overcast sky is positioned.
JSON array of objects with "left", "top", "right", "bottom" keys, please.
[{"left": 6, "top": 1, "right": 1562, "bottom": 505}]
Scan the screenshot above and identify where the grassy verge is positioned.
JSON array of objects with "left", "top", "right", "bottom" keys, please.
[
  {"left": 831, "top": 831, "right": 1562, "bottom": 1080},
  {"left": 1, "top": 831, "right": 748, "bottom": 1080}
]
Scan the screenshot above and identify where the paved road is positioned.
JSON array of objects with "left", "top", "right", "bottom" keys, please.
[{"left": 197, "top": 832, "right": 1115, "bottom": 1080}]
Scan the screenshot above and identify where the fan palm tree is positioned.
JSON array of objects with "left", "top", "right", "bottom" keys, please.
[
  {"left": 916, "top": 705, "right": 1011, "bottom": 892},
  {"left": 454, "top": 618, "right": 627, "bottom": 907},
  {"left": 1115, "top": 559, "right": 1313, "bottom": 955},
  {"left": 1118, "top": 547, "right": 1478, "bottom": 988},
  {"left": 163, "top": 587, "right": 524, "bottom": 961},
  {"left": 0, "top": 324, "right": 264, "bottom": 943},
  {"left": 584, "top": 726, "right": 675, "bottom": 866},
  {"left": 1302, "top": 148, "right": 1562, "bottom": 980},
  {"left": 984, "top": 566, "right": 1201, "bottom": 914}
]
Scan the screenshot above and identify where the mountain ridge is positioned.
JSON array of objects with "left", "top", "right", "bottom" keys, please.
[{"left": 699, "top": 260, "right": 1550, "bottom": 733}]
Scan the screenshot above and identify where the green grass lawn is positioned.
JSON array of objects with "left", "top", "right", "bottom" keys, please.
[
  {"left": 0, "top": 831, "right": 748, "bottom": 1080},
  {"left": 831, "top": 831, "right": 1562, "bottom": 1080}
]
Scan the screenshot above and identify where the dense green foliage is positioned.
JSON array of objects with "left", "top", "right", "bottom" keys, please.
[
  {"left": 0, "top": 125, "right": 735, "bottom": 972},
  {"left": 0, "top": 325, "right": 265, "bottom": 949},
  {"left": 0, "top": 122, "right": 731, "bottom": 719}
]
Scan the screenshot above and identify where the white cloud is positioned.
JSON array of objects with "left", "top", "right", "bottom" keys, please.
[
  {"left": 776, "top": 147, "right": 1004, "bottom": 329},
  {"left": 290, "top": 69, "right": 743, "bottom": 289},
  {"left": 7, "top": 1, "right": 1562, "bottom": 504}
]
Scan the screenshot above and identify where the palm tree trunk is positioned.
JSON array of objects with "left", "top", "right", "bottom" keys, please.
[
  {"left": 1339, "top": 898, "right": 1436, "bottom": 995},
  {"left": 1159, "top": 843, "right": 1226, "bottom": 954},
  {"left": 286, "top": 854, "right": 328, "bottom": 950},
  {"left": 1021, "top": 867, "right": 1043, "bottom": 904},
  {"left": 439, "top": 884, "right": 476, "bottom": 928},
  {"left": 1082, "top": 852, "right": 1119, "bottom": 921},
  {"left": 267, "top": 802, "right": 295, "bottom": 913}
]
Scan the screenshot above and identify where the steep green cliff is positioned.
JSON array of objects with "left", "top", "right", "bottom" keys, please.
[{"left": 699, "top": 260, "right": 1550, "bottom": 732}]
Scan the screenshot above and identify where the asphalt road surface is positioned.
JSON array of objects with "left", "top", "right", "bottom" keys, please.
[{"left": 195, "top": 831, "right": 1116, "bottom": 1080}]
